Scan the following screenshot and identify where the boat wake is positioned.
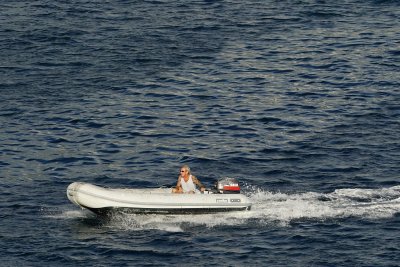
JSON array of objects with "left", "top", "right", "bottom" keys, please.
[
  {"left": 245, "top": 185, "right": 400, "bottom": 226},
  {"left": 51, "top": 185, "right": 400, "bottom": 231}
]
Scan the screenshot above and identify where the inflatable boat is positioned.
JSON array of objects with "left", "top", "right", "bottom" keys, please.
[{"left": 67, "top": 178, "right": 252, "bottom": 215}]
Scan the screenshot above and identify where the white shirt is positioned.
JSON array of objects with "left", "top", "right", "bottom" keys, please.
[{"left": 180, "top": 175, "right": 199, "bottom": 193}]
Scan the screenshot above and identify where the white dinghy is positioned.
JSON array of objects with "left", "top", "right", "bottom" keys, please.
[{"left": 67, "top": 178, "right": 252, "bottom": 215}]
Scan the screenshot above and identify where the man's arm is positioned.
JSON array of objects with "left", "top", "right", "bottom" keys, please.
[{"left": 192, "top": 176, "right": 205, "bottom": 190}]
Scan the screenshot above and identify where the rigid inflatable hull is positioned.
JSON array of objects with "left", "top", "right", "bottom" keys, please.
[{"left": 67, "top": 182, "right": 252, "bottom": 215}]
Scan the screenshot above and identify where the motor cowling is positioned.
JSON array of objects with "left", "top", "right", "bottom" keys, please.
[{"left": 215, "top": 178, "right": 241, "bottom": 194}]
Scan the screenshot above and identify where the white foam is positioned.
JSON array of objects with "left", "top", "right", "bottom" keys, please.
[
  {"left": 106, "top": 214, "right": 186, "bottom": 232},
  {"left": 42, "top": 207, "right": 92, "bottom": 219},
  {"left": 246, "top": 185, "right": 400, "bottom": 224}
]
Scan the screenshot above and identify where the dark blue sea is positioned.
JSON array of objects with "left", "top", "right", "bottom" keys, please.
[{"left": 1, "top": 0, "right": 400, "bottom": 266}]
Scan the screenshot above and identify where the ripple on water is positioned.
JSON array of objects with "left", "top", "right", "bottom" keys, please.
[{"left": 1, "top": 0, "right": 400, "bottom": 266}]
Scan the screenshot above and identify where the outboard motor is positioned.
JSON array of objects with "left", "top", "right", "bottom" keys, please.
[{"left": 215, "top": 178, "right": 241, "bottom": 194}]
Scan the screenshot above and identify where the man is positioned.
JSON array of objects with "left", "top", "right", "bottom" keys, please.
[{"left": 172, "top": 165, "right": 205, "bottom": 194}]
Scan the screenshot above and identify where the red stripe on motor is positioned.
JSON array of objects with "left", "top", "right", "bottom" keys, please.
[{"left": 223, "top": 186, "right": 240, "bottom": 191}]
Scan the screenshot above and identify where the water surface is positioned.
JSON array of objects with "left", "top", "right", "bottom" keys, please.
[{"left": 1, "top": 0, "right": 400, "bottom": 266}]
